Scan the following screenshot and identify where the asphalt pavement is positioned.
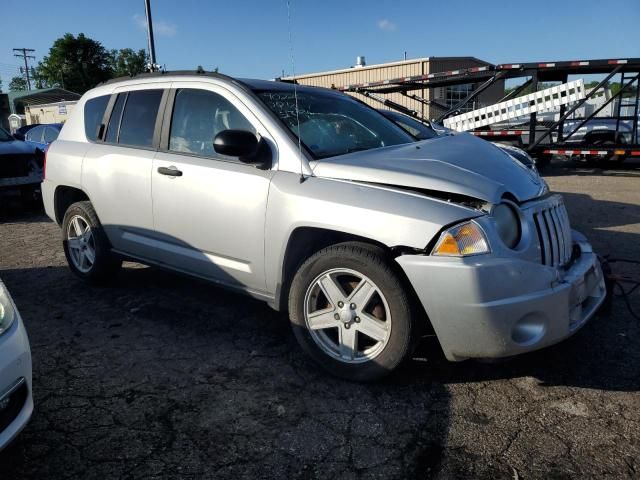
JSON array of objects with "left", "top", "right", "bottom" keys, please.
[{"left": 0, "top": 158, "right": 638, "bottom": 479}]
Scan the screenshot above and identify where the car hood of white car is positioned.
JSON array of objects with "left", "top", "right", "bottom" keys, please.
[{"left": 310, "top": 132, "right": 546, "bottom": 204}]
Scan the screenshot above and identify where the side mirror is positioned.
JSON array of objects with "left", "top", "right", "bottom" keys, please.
[{"left": 213, "top": 129, "right": 259, "bottom": 159}]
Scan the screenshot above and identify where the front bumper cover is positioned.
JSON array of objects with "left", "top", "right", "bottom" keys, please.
[{"left": 396, "top": 233, "right": 606, "bottom": 361}]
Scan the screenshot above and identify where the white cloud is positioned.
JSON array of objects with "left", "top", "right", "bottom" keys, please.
[
  {"left": 133, "top": 14, "right": 177, "bottom": 37},
  {"left": 377, "top": 19, "right": 396, "bottom": 32}
]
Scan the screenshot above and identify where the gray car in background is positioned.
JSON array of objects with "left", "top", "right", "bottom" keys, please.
[{"left": 41, "top": 73, "right": 606, "bottom": 381}]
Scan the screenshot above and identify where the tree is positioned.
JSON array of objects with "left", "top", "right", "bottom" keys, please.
[
  {"left": 30, "top": 67, "right": 47, "bottom": 89},
  {"left": 583, "top": 80, "right": 637, "bottom": 99},
  {"left": 109, "top": 48, "right": 147, "bottom": 77},
  {"left": 36, "top": 33, "right": 113, "bottom": 94},
  {"left": 9, "top": 76, "right": 28, "bottom": 91},
  {"left": 504, "top": 81, "right": 555, "bottom": 97}
]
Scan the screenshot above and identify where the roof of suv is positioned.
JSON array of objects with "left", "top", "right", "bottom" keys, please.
[{"left": 100, "top": 71, "right": 339, "bottom": 96}]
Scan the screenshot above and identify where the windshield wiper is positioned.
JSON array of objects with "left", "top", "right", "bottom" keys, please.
[
  {"left": 313, "top": 147, "right": 371, "bottom": 160},
  {"left": 345, "top": 146, "right": 370, "bottom": 154}
]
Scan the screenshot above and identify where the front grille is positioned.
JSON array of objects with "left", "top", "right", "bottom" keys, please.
[
  {"left": 0, "top": 378, "right": 28, "bottom": 433},
  {"left": 0, "top": 155, "right": 32, "bottom": 179},
  {"left": 532, "top": 199, "right": 573, "bottom": 267}
]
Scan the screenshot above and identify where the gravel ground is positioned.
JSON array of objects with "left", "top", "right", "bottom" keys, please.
[{"left": 0, "top": 158, "right": 638, "bottom": 479}]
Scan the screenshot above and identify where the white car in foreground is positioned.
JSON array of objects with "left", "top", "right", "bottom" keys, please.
[{"left": 0, "top": 278, "right": 33, "bottom": 450}]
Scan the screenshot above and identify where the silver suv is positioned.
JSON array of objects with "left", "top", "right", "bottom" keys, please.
[{"left": 42, "top": 73, "right": 606, "bottom": 381}]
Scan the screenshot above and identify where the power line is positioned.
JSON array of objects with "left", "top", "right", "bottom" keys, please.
[{"left": 13, "top": 48, "right": 35, "bottom": 90}]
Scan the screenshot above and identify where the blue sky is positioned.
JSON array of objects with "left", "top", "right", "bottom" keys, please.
[{"left": 1, "top": 0, "right": 639, "bottom": 85}]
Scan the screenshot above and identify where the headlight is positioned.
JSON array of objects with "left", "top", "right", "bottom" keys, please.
[
  {"left": 432, "top": 221, "right": 490, "bottom": 257},
  {"left": 492, "top": 203, "right": 521, "bottom": 249},
  {"left": 0, "top": 282, "right": 17, "bottom": 336}
]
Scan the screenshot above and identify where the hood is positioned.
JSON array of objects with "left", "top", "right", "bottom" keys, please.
[
  {"left": 310, "top": 133, "right": 545, "bottom": 204},
  {"left": 0, "top": 138, "right": 35, "bottom": 156}
]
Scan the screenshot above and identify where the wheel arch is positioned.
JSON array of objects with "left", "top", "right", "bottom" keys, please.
[
  {"left": 53, "top": 185, "right": 91, "bottom": 225},
  {"left": 272, "top": 227, "right": 433, "bottom": 334}
]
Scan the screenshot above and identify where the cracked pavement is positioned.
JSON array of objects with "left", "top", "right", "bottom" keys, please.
[{"left": 0, "top": 159, "right": 638, "bottom": 479}]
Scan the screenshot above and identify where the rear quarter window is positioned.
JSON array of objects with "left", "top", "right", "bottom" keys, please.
[{"left": 84, "top": 95, "right": 110, "bottom": 141}]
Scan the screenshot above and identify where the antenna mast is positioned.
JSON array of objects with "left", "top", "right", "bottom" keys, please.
[{"left": 144, "top": 0, "right": 160, "bottom": 72}]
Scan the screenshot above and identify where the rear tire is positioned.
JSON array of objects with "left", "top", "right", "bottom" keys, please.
[
  {"left": 288, "top": 242, "right": 417, "bottom": 381},
  {"left": 62, "top": 201, "right": 122, "bottom": 284}
]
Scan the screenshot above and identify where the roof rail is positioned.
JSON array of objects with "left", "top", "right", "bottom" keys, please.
[{"left": 100, "top": 69, "right": 235, "bottom": 86}]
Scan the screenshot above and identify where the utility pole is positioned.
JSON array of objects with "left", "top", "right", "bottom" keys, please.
[
  {"left": 13, "top": 48, "right": 35, "bottom": 90},
  {"left": 144, "top": 0, "right": 159, "bottom": 71}
]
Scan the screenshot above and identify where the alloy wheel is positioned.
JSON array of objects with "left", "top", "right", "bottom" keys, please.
[
  {"left": 303, "top": 268, "right": 392, "bottom": 364},
  {"left": 66, "top": 215, "right": 96, "bottom": 273}
]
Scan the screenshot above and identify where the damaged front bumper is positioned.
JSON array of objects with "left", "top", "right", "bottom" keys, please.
[{"left": 396, "top": 232, "right": 606, "bottom": 361}]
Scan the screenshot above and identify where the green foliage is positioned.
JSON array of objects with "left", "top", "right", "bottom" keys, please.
[
  {"left": 36, "top": 33, "right": 113, "bottom": 94},
  {"left": 504, "top": 82, "right": 555, "bottom": 97},
  {"left": 31, "top": 68, "right": 47, "bottom": 89},
  {"left": 109, "top": 48, "right": 148, "bottom": 78},
  {"left": 32, "top": 32, "right": 222, "bottom": 95},
  {"left": 584, "top": 80, "right": 636, "bottom": 98},
  {"left": 9, "top": 76, "right": 28, "bottom": 91}
]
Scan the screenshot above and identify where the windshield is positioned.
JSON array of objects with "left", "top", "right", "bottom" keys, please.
[
  {"left": 0, "top": 127, "right": 14, "bottom": 142},
  {"left": 256, "top": 89, "right": 414, "bottom": 159},
  {"left": 382, "top": 111, "right": 439, "bottom": 140}
]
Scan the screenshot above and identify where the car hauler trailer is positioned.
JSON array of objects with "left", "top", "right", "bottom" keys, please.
[{"left": 334, "top": 58, "right": 640, "bottom": 166}]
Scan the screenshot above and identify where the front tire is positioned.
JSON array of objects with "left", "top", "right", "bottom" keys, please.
[
  {"left": 288, "top": 242, "right": 417, "bottom": 381},
  {"left": 62, "top": 201, "right": 122, "bottom": 284}
]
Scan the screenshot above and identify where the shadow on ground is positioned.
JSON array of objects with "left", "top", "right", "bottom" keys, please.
[{"left": 0, "top": 265, "right": 453, "bottom": 479}]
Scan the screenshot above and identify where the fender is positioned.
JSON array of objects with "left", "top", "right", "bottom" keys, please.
[{"left": 264, "top": 171, "right": 483, "bottom": 304}]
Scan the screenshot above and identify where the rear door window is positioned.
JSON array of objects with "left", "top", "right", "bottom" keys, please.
[
  {"left": 84, "top": 95, "right": 110, "bottom": 141},
  {"left": 117, "top": 89, "right": 163, "bottom": 148}
]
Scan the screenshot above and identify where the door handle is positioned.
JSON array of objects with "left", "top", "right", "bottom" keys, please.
[{"left": 157, "top": 166, "right": 183, "bottom": 177}]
